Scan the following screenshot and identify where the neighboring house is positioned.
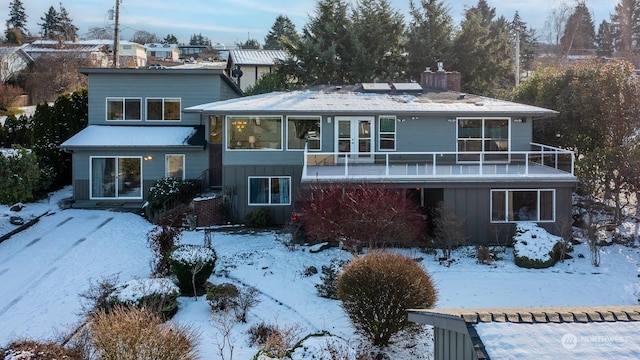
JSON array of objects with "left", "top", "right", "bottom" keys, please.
[
  {"left": 178, "top": 44, "right": 210, "bottom": 60},
  {"left": 408, "top": 306, "right": 640, "bottom": 359},
  {"left": 0, "top": 46, "right": 34, "bottom": 83},
  {"left": 22, "top": 40, "right": 109, "bottom": 67},
  {"left": 60, "top": 65, "right": 242, "bottom": 210},
  {"left": 185, "top": 69, "right": 577, "bottom": 244},
  {"left": 145, "top": 43, "right": 180, "bottom": 62},
  {"left": 226, "top": 49, "right": 288, "bottom": 92},
  {"left": 75, "top": 40, "right": 147, "bottom": 68}
]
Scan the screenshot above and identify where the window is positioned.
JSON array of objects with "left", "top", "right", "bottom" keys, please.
[
  {"left": 457, "top": 118, "right": 509, "bottom": 161},
  {"left": 491, "top": 189, "right": 555, "bottom": 223},
  {"left": 106, "top": 98, "right": 141, "bottom": 120},
  {"left": 146, "top": 98, "right": 181, "bottom": 121},
  {"left": 287, "top": 116, "right": 321, "bottom": 150},
  {"left": 166, "top": 154, "right": 185, "bottom": 180},
  {"left": 248, "top": 177, "right": 291, "bottom": 205},
  {"left": 379, "top": 116, "right": 396, "bottom": 151},
  {"left": 227, "top": 116, "right": 282, "bottom": 150},
  {"left": 90, "top": 157, "right": 142, "bottom": 199},
  {"left": 209, "top": 115, "right": 222, "bottom": 142}
]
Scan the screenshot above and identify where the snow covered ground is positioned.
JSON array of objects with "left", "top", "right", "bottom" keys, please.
[{"left": 1, "top": 188, "right": 639, "bottom": 359}]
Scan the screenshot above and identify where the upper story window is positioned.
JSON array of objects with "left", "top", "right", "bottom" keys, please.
[
  {"left": 106, "top": 98, "right": 141, "bottom": 121},
  {"left": 147, "top": 98, "right": 180, "bottom": 121},
  {"left": 123, "top": 45, "right": 132, "bottom": 50},
  {"left": 287, "top": 116, "right": 321, "bottom": 151},
  {"left": 457, "top": 118, "right": 509, "bottom": 161},
  {"left": 379, "top": 116, "right": 396, "bottom": 151},
  {"left": 227, "top": 116, "right": 282, "bottom": 150}
]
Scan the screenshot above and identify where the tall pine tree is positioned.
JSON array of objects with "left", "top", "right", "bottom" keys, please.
[
  {"left": 560, "top": 1, "right": 596, "bottom": 56},
  {"left": 611, "top": 0, "right": 640, "bottom": 60},
  {"left": 39, "top": 6, "right": 60, "bottom": 40},
  {"left": 5, "top": 0, "right": 28, "bottom": 43},
  {"left": 596, "top": 20, "right": 615, "bottom": 57},
  {"left": 406, "top": 0, "right": 454, "bottom": 82},
  {"left": 264, "top": 15, "right": 300, "bottom": 50}
]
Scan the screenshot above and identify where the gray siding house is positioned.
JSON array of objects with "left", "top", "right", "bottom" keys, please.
[
  {"left": 185, "top": 75, "right": 577, "bottom": 244},
  {"left": 60, "top": 66, "right": 242, "bottom": 208}
]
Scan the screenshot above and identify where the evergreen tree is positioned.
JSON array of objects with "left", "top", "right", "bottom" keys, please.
[
  {"left": 237, "top": 38, "right": 260, "bottom": 49},
  {"left": 163, "top": 34, "right": 179, "bottom": 44},
  {"left": 188, "top": 33, "right": 211, "bottom": 46},
  {"left": 511, "top": 11, "right": 538, "bottom": 74},
  {"left": 452, "top": 0, "right": 514, "bottom": 96},
  {"left": 58, "top": 4, "right": 78, "bottom": 41},
  {"left": 610, "top": 0, "right": 640, "bottom": 60},
  {"left": 5, "top": 0, "right": 28, "bottom": 43},
  {"left": 595, "top": 20, "right": 615, "bottom": 57},
  {"left": 351, "top": 0, "right": 405, "bottom": 82},
  {"left": 264, "top": 15, "right": 300, "bottom": 50},
  {"left": 405, "top": 0, "right": 454, "bottom": 81},
  {"left": 560, "top": 1, "right": 596, "bottom": 56},
  {"left": 39, "top": 6, "right": 60, "bottom": 40},
  {"left": 281, "top": 0, "right": 355, "bottom": 85}
]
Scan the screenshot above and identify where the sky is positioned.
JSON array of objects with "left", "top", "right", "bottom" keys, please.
[{"left": 0, "top": 0, "right": 616, "bottom": 47}]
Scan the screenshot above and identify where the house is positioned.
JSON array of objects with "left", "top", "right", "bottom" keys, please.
[
  {"left": 59, "top": 64, "right": 242, "bottom": 210},
  {"left": 226, "top": 49, "right": 288, "bottom": 92},
  {"left": 145, "top": 43, "right": 180, "bottom": 62},
  {"left": 75, "top": 40, "right": 148, "bottom": 68},
  {"left": 185, "top": 69, "right": 577, "bottom": 244},
  {"left": 408, "top": 306, "right": 640, "bottom": 359},
  {"left": 0, "top": 46, "right": 33, "bottom": 83},
  {"left": 22, "top": 40, "right": 109, "bottom": 67}
]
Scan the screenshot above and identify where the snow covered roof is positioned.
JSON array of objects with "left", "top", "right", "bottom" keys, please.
[
  {"left": 409, "top": 306, "right": 640, "bottom": 359},
  {"left": 185, "top": 86, "right": 558, "bottom": 117},
  {"left": 23, "top": 41, "right": 106, "bottom": 53},
  {"left": 60, "top": 125, "right": 204, "bottom": 149},
  {"left": 229, "top": 49, "right": 289, "bottom": 65}
]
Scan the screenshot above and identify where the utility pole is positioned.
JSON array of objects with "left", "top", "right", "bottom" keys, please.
[
  {"left": 515, "top": 28, "right": 520, "bottom": 86},
  {"left": 112, "top": 0, "right": 121, "bottom": 68}
]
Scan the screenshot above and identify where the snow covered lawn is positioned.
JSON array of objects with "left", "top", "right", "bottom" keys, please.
[{"left": 1, "top": 190, "right": 639, "bottom": 358}]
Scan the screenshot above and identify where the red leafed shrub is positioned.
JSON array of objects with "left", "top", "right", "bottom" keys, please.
[{"left": 298, "top": 183, "right": 425, "bottom": 251}]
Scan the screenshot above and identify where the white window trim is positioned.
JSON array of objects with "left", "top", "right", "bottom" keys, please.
[
  {"left": 456, "top": 117, "right": 511, "bottom": 163},
  {"left": 286, "top": 115, "right": 322, "bottom": 151},
  {"left": 89, "top": 156, "right": 143, "bottom": 200},
  {"left": 105, "top": 97, "right": 142, "bottom": 121},
  {"left": 225, "top": 115, "right": 283, "bottom": 151},
  {"left": 145, "top": 97, "right": 181, "bottom": 121},
  {"left": 247, "top": 176, "right": 292, "bottom": 206},
  {"left": 490, "top": 189, "right": 556, "bottom": 223},
  {"left": 378, "top": 115, "right": 396, "bottom": 151},
  {"left": 165, "top": 154, "right": 185, "bottom": 180}
]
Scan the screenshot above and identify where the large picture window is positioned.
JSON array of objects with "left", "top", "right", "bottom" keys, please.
[
  {"left": 106, "top": 98, "right": 141, "bottom": 120},
  {"left": 287, "top": 116, "right": 321, "bottom": 150},
  {"left": 491, "top": 189, "right": 555, "bottom": 223},
  {"left": 165, "top": 154, "right": 185, "bottom": 180},
  {"left": 457, "top": 118, "right": 509, "bottom": 161},
  {"left": 379, "top": 116, "right": 396, "bottom": 151},
  {"left": 90, "top": 157, "right": 142, "bottom": 199},
  {"left": 227, "top": 116, "right": 282, "bottom": 150},
  {"left": 248, "top": 176, "right": 291, "bottom": 205},
  {"left": 146, "top": 98, "right": 180, "bottom": 121}
]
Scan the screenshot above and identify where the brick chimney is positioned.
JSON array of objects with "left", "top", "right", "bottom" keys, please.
[{"left": 420, "top": 62, "right": 461, "bottom": 92}]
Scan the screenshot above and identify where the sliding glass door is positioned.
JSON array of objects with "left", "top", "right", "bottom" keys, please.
[{"left": 91, "top": 157, "right": 142, "bottom": 199}]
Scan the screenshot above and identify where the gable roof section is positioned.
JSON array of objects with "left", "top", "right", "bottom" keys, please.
[
  {"left": 60, "top": 125, "right": 205, "bottom": 149},
  {"left": 185, "top": 87, "right": 558, "bottom": 117},
  {"left": 229, "top": 49, "right": 288, "bottom": 66}
]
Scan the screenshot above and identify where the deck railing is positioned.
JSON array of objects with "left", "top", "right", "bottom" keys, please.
[{"left": 302, "top": 143, "right": 575, "bottom": 180}]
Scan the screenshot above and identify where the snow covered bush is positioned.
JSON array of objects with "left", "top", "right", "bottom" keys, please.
[
  {"left": 1, "top": 340, "right": 83, "bottom": 359},
  {"left": 88, "top": 306, "right": 198, "bottom": 360},
  {"left": 513, "top": 222, "right": 571, "bottom": 269},
  {"left": 108, "top": 278, "right": 180, "bottom": 318},
  {"left": 147, "top": 204, "right": 192, "bottom": 277},
  {"left": 170, "top": 244, "right": 217, "bottom": 296},
  {"left": 145, "top": 177, "right": 197, "bottom": 221},
  {"left": 336, "top": 252, "right": 437, "bottom": 346}
]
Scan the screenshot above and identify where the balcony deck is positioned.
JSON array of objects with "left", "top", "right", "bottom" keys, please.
[{"left": 302, "top": 143, "right": 576, "bottom": 184}]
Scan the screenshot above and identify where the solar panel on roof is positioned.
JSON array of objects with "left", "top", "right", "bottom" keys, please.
[
  {"left": 362, "top": 83, "right": 391, "bottom": 91},
  {"left": 392, "top": 83, "right": 423, "bottom": 91}
]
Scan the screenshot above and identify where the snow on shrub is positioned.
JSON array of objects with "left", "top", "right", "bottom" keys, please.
[
  {"left": 170, "top": 244, "right": 217, "bottom": 296},
  {"left": 108, "top": 278, "right": 180, "bottom": 318},
  {"left": 513, "top": 222, "right": 563, "bottom": 269}
]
